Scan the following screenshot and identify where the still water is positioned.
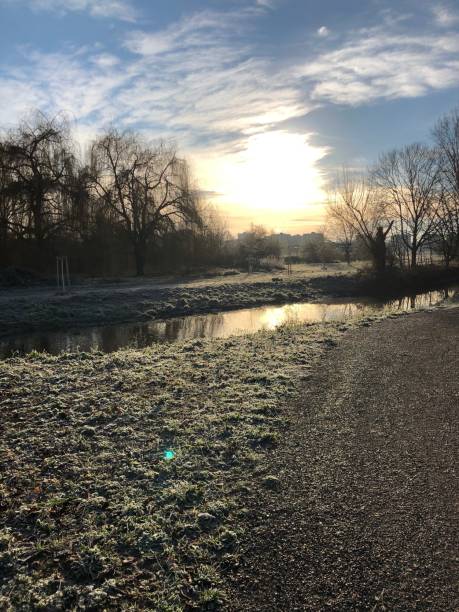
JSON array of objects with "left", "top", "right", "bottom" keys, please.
[{"left": 1, "top": 287, "right": 455, "bottom": 358}]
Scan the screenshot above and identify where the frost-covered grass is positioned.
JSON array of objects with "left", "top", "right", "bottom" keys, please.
[
  {"left": 0, "top": 318, "right": 370, "bottom": 610},
  {"left": 0, "top": 264, "right": 361, "bottom": 337}
]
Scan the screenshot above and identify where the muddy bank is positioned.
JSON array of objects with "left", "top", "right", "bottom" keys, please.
[{"left": 308, "top": 264, "right": 459, "bottom": 298}]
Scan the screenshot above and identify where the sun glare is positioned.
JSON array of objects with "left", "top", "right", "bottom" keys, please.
[{"left": 194, "top": 131, "right": 328, "bottom": 227}]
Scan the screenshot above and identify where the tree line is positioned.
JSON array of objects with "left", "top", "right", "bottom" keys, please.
[
  {"left": 0, "top": 112, "right": 229, "bottom": 277},
  {"left": 327, "top": 107, "right": 459, "bottom": 272}
]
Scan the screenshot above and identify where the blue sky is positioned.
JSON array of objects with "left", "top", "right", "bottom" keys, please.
[{"left": 1, "top": 0, "right": 459, "bottom": 232}]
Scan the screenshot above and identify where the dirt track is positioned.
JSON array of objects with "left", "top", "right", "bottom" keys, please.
[{"left": 229, "top": 308, "right": 459, "bottom": 611}]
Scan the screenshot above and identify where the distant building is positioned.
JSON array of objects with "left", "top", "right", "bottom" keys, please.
[{"left": 236, "top": 231, "right": 324, "bottom": 256}]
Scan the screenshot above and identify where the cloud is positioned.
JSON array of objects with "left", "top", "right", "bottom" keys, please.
[
  {"left": 317, "top": 26, "right": 330, "bottom": 37},
  {"left": 432, "top": 4, "right": 459, "bottom": 27},
  {"left": 0, "top": 46, "right": 129, "bottom": 129},
  {"left": 120, "top": 8, "right": 310, "bottom": 146},
  {"left": 0, "top": 78, "right": 48, "bottom": 126},
  {"left": 0, "top": 7, "right": 309, "bottom": 150},
  {"left": 2, "top": 0, "right": 137, "bottom": 21},
  {"left": 2, "top": 4, "right": 459, "bottom": 154},
  {"left": 298, "top": 22, "right": 459, "bottom": 105}
]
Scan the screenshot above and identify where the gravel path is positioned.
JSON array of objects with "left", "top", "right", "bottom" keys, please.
[{"left": 229, "top": 308, "right": 459, "bottom": 611}]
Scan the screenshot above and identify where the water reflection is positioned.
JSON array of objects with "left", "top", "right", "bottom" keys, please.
[{"left": 1, "top": 286, "right": 455, "bottom": 358}]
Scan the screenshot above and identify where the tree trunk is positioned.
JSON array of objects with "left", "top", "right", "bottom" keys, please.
[
  {"left": 344, "top": 245, "right": 352, "bottom": 265},
  {"left": 32, "top": 195, "right": 45, "bottom": 242},
  {"left": 0, "top": 221, "right": 8, "bottom": 267},
  {"left": 411, "top": 248, "right": 417, "bottom": 268},
  {"left": 371, "top": 227, "right": 387, "bottom": 273},
  {"left": 134, "top": 242, "right": 146, "bottom": 276}
]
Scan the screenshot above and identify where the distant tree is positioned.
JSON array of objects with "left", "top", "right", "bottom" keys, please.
[
  {"left": 90, "top": 130, "right": 200, "bottom": 275},
  {"left": 433, "top": 107, "right": 459, "bottom": 198},
  {"left": 302, "top": 233, "right": 324, "bottom": 263},
  {"left": 238, "top": 224, "right": 280, "bottom": 268},
  {"left": 433, "top": 189, "right": 459, "bottom": 267},
  {"left": 0, "top": 112, "right": 74, "bottom": 242},
  {"left": 195, "top": 204, "right": 231, "bottom": 266},
  {"left": 63, "top": 164, "right": 92, "bottom": 240},
  {"left": 432, "top": 108, "right": 459, "bottom": 265},
  {"left": 326, "top": 169, "right": 393, "bottom": 272},
  {"left": 326, "top": 217, "right": 355, "bottom": 264},
  {"left": 372, "top": 144, "right": 439, "bottom": 268},
  {"left": 303, "top": 232, "right": 339, "bottom": 265}
]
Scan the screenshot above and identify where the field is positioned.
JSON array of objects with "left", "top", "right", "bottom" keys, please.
[{"left": 0, "top": 264, "right": 362, "bottom": 337}]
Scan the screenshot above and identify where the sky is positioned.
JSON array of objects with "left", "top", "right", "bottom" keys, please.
[{"left": 1, "top": 0, "right": 459, "bottom": 234}]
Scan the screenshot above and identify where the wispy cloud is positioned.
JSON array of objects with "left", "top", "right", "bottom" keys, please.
[
  {"left": 432, "top": 4, "right": 459, "bottom": 27},
  {"left": 298, "top": 21, "right": 459, "bottom": 105},
  {"left": 0, "top": 7, "right": 308, "bottom": 149},
  {"left": 1, "top": 4, "right": 459, "bottom": 148},
  {"left": 121, "top": 8, "right": 309, "bottom": 145},
  {"left": 2, "top": 0, "right": 137, "bottom": 21},
  {"left": 256, "top": 0, "right": 276, "bottom": 8}
]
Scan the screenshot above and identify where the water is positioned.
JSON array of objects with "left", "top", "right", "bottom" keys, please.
[{"left": 0, "top": 286, "right": 455, "bottom": 359}]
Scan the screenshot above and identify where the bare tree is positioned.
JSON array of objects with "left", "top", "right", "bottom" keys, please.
[
  {"left": 326, "top": 169, "right": 393, "bottom": 272},
  {"left": 434, "top": 189, "right": 459, "bottom": 266},
  {"left": 238, "top": 224, "right": 280, "bottom": 269},
  {"left": 432, "top": 108, "right": 459, "bottom": 266},
  {"left": 373, "top": 144, "right": 439, "bottom": 268},
  {"left": 433, "top": 107, "right": 459, "bottom": 197},
  {"left": 0, "top": 112, "right": 74, "bottom": 242},
  {"left": 326, "top": 216, "right": 355, "bottom": 265},
  {"left": 90, "top": 130, "right": 200, "bottom": 275}
]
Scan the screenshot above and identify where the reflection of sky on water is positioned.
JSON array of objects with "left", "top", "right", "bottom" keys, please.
[{"left": 1, "top": 286, "right": 456, "bottom": 358}]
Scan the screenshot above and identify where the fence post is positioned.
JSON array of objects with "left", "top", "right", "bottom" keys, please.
[{"left": 56, "top": 256, "right": 70, "bottom": 293}]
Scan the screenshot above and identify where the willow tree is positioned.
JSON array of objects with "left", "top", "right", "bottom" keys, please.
[
  {"left": 0, "top": 112, "right": 74, "bottom": 242},
  {"left": 90, "top": 130, "right": 200, "bottom": 275},
  {"left": 326, "top": 169, "right": 393, "bottom": 272}
]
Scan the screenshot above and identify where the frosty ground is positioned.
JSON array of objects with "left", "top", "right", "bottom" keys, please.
[
  {"left": 1, "top": 298, "right": 457, "bottom": 610},
  {"left": 0, "top": 264, "right": 362, "bottom": 337},
  {"left": 1, "top": 313, "right": 354, "bottom": 609}
]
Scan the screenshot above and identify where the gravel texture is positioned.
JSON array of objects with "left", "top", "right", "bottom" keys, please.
[{"left": 228, "top": 307, "right": 459, "bottom": 611}]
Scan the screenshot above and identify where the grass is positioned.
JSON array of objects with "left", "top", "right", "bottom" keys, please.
[
  {"left": 0, "top": 300, "right": 449, "bottom": 609},
  {"left": 0, "top": 314, "right": 390, "bottom": 610},
  {"left": 0, "top": 263, "right": 361, "bottom": 337},
  {"left": 2, "top": 262, "right": 456, "bottom": 339}
]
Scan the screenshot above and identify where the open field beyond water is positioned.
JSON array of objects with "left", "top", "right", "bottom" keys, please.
[{"left": 0, "top": 264, "right": 364, "bottom": 338}]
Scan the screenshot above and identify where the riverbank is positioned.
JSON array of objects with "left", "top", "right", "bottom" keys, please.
[
  {"left": 0, "top": 263, "right": 457, "bottom": 338},
  {"left": 1, "top": 304, "right": 457, "bottom": 609},
  {"left": 0, "top": 263, "right": 356, "bottom": 337},
  {"left": 0, "top": 314, "right": 353, "bottom": 609}
]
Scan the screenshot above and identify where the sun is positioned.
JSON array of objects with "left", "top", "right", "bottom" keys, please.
[{"left": 193, "top": 130, "right": 328, "bottom": 225}]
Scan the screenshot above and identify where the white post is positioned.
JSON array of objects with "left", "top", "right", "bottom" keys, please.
[
  {"left": 61, "top": 258, "right": 66, "bottom": 292},
  {"left": 65, "top": 256, "right": 70, "bottom": 288}
]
